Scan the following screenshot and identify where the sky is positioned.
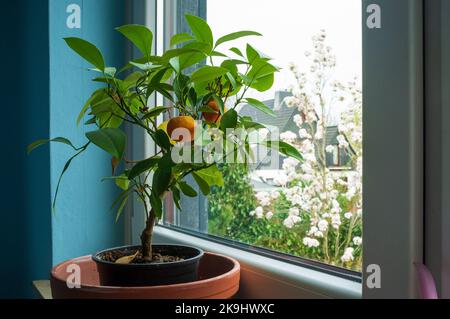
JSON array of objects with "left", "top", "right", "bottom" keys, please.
[{"left": 207, "top": 0, "right": 362, "bottom": 101}]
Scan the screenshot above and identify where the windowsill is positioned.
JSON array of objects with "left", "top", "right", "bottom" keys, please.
[{"left": 153, "top": 226, "right": 362, "bottom": 299}]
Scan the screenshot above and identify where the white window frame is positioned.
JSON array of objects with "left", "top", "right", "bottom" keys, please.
[{"left": 125, "top": 0, "right": 426, "bottom": 299}]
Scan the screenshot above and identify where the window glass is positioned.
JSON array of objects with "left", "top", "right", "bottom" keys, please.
[{"left": 164, "top": 0, "right": 362, "bottom": 272}]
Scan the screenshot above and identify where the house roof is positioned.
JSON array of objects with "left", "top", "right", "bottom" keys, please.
[
  {"left": 239, "top": 91, "right": 298, "bottom": 134},
  {"left": 239, "top": 92, "right": 356, "bottom": 170}
]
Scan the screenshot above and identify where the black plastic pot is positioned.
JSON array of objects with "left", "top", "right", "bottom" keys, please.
[{"left": 92, "top": 244, "right": 204, "bottom": 287}]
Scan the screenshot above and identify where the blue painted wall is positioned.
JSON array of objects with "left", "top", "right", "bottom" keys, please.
[
  {"left": 0, "top": 0, "right": 52, "bottom": 299},
  {"left": 0, "top": 0, "right": 127, "bottom": 298},
  {"left": 49, "top": 0, "right": 126, "bottom": 264}
]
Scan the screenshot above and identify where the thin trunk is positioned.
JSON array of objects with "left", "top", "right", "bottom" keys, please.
[{"left": 140, "top": 209, "right": 157, "bottom": 262}]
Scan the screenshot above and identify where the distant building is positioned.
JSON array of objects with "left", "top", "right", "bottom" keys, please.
[{"left": 239, "top": 91, "right": 356, "bottom": 191}]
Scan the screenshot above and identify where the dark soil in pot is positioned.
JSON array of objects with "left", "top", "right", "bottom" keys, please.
[{"left": 92, "top": 244, "right": 204, "bottom": 287}]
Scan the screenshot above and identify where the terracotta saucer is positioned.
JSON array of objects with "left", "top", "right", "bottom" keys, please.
[{"left": 50, "top": 252, "right": 240, "bottom": 299}]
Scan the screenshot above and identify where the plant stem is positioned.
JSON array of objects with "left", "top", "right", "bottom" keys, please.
[
  {"left": 140, "top": 208, "right": 157, "bottom": 262},
  {"left": 140, "top": 191, "right": 169, "bottom": 262}
]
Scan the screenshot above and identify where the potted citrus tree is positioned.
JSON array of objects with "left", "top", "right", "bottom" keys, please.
[{"left": 29, "top": 14, "right": 302, "bottom": 288}]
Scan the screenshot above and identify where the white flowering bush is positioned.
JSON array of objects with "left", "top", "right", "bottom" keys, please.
[{"left": 249, "top": 31, "right": 363, "bottom": 270}]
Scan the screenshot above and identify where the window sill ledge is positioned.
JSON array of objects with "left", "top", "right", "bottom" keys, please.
[{"left": 153, "top": 226, "right": 362, "bottom": 299}]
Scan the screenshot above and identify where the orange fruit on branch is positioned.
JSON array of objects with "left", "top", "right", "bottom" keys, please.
[
  {"left": 202, "top": 100, "right": 224, "bottom": 123},
  {"left": 167, "top": 116, "right": 196, "bottom": 142}
]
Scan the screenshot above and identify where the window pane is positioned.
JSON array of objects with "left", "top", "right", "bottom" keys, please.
[{"left": 165, "top": 0, "right": 363, "bottom": 272}]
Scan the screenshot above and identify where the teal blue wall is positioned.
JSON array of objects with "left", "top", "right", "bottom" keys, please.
[
  {"left": 0, "top": 0, "right": 127, "bottom": 298},
  {"left": 0, "top": 0, "right": 52, "bottom": 299},
  {"left": 49, "top": 0, "right": 126, "bottom": 264}
]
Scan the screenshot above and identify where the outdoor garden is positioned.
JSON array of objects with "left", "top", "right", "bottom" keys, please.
[{"left": 208, "top": 31, "right": 363, "bottom": 271}]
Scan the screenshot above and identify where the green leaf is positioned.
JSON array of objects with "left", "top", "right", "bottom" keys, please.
[
  {"left": 221, "top": 59, "right": 246, "bottom": 72},
  {"left": 104, "top": 67, "right": 117, "bottom": 77},
  {"left": 27, "top": 137, "right": 79, "bottom": 154},
  {"left": 64, "top": 37, "right": 105, "bottom": 71},
  {"left": 84, "top": 117, "right": 97, "bottom": 125},
  {"left": 141, "top": 107, "right": 171, "bottom": 120},
  {"left": 96, "top": 109, "right": 125, "bottom": 129},
  {"left": 162, "top": 48, "right": 203, "bottom": 61},
  {"left": 146, "top": 68, "right": 170, "bottom": 99},
  {"left": 246, "top": 44, "right": 260, "bottom": 64},
  {"left": 220, "top": 109, "right": 238, "bottom": 130},
  {"left": 115, "top": 174, "right": 130, "bottom": 191},
  {"left": 90, "top": 98, "right": 116, "bottom": 116},
  {"left": 115, "top": 195, "right": 129, "bottom": 222},
  {"left": 191, "top": 66, "right": 229, "bottom": 83},
  {"left": 150, "top": 190, "right": 163, "bottom": 218},
  {"left": 264, "top": 141, "right": 303, "bottom": 162},
  {"left": 110, "top": 187, "right": 132, "bottom": 211},
  {"left": 155, "top": 87, "right": 174, "bottom": 102},
  {"left": 172, "top": 186, "right": 182, "bottom": 210},
  {"left": 128, "top": 157, "right": 160, "bottom": 180},
  {"left": 247, "top": 59, "right": 278, "bottom": 82},
  {"left": 170, "top": 33, "right": 195, "bottom": 47},
  {"left": 52, "top": 148, "right": 87, "bottom": 212},
  {"left": 241, "top": 120, "right": 266, "bottom": 130},
  {"left": 230, "top": 47, "right": 244, "bottom": 57},
  {"left": 250, "top": 73, "right": 274, "bottom": 92},
  {"left": 195, "top": 165, "right": 224, "bottom": 187},
  {"left": 88, "top": 93, "right": 125, "bottom": 129},
  {"left": 245, "top": 98, "right": 276, "bottom": 117},
  {"left": 184, "top": 41, "right": 212, "bottom": 54},
  {"left": 86, "top": 128, "right": 126, "bottom": 160},
  {"left": 246, "top": 44, "right": 271, "bottom": 63},
  {"left": 185, "top": 14, "right": 213, "bottom": 48},
  {"left": 123, "top": 71, "right": 145, "bottom": 89},
  {"left": 211, "top": 94, "right": 225, "bottom": 114},
  {"left": 116, "top": 25, "right": 153, "bottom": 59},
  {"left": 89, "top": 67, "right": 117, "bottom": 78},
  {"left": 210, "top": 51, "right": 228, "bottom": 57},
  {"left": 178, "top": 181, "right": 198, "bottom": 197},
  {"left": 77, "top": 92, "right": 96, "bottom": 126},
  {"left": 170, "top": 42, "right": 209, "bottom": 72},
  {"left": 154, "top": 129, "right": 172, "bottom": 151},
  {"left": 192, "top": 173, "right": 211, "bottom": 196},
  {"left": 174, "top": 52, "right": 206, "bottom": 73},
  {"left": 129, "top": 61, "right": 161, "bottom": 71},
  {"left": 216, "top": 31, "right": 262, "bottom": 47},
  {"left": 152, "top": 168, "right": 172, "bottom": 196},
  {"left": 198, "top": 106, "right": 218, "bottom": 113},
  {"left": 159, "top": 152, "right": 176, "bottom": 171}
]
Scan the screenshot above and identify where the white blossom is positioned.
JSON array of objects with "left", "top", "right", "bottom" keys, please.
[
  {"left": 284, "top": 96, "right": 300, "bottom": 108},
  {"left": 274, "top": 173, "right": 288, "bottom": 186},
  {"left": 255, "top": 192, "right": 271, "bottom": 207},
  {"left": 293, "top": 114, "right": 303, "bottom": 127},
  {"left": 280, "top": 131, "right": 297, "bottom": 143},
  {"left": 253, "top": 30, "right": 363, "bottom": 268},
  {"left": 289, "top": 207, "right": 300, "bottom": 216},
  {"left": 283, "top": 215, "right": 302, "bottom": 228},
  {"left": 344, "top": 212, "right": 353, "bottom": 220},
  {"left": 353, "top": 237, "right": 362, "bottom": 246},
  {"left": 331, "top": 214, "right": 341, "bottom": 229},
  {"left": 341, "top": 247, "right": 355, "bottom": 263},
  {"left": 270, "top": 191, "right": 280, "bottom": 200},
  {"left": 337, "top": 135, "right": 349, "bottom": 148},
  {"left": 303, "top": 237, "right": 320, "bottom": 248},
  {"left": 318, "top": 220, "right": 329, "bottom": 232},
  {"left": 326, "top": 145, "right": 335, "bottom": 153},
  {"left": 298, "top": 129, "right": 311, "bottom": 139},
  {"left": 255, "top": 206, "right": 264, "bottom": 219}
]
